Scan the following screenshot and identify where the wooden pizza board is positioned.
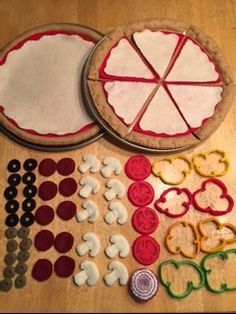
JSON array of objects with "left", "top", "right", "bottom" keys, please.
[{"left": 0, "top": 0, "right": 236, "bottom": 312}]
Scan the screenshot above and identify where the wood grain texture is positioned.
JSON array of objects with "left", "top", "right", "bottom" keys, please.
[{"left": 0, "top": 0, "right": 236, "bottom": 312}]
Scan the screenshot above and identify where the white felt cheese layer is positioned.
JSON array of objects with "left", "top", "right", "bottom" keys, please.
[
  {"left": 139, "top": 86, "right": 188, "bottom": 135},
  {"left": 168, "top": 85, "right": 223, "bottom": 128},
  {"left": 104, "top": 38, "right": 154, "bottom": 79},
  {"left": 133, "top": 30, "right": 179, "bottom": 77},
  {"left": 104, "top": 81, "right": 156, "bottom": 125},
  {"left": 0, "top": 34, "right": 94, "bottom": 135},
  {"left": 166, "top": 38, "right": 219, "bottom": 82}
]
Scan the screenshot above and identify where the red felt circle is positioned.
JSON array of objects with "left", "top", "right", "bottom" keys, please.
[
  {"left": 54, "top": 255, "right": 75, "bottom": 278},
  {"left": 59, "top": 178, "right": 77, "bottom": 197},
  {"left": 132, "top": 236, "right": 160, "bottom": 265},
  {"left": 57, "top": 158, "right": 75, "bottom": 176},
  {"left": 34, "top": 230, "right": 54, "bottom": 251},
  {"left": 128, "top": 181, "right": 154, "bottom": 207},
  {"left": 125, "top": 155, "right": 151, "bottom": 181},
  {"left": 32, "top": 259, "right": 53, "bottom": 282},
  {"left": 35, "top": 205, "right": 54, "bottom": 226},
  {"left": 132, "top": 207, "right": 159, "bottom": 235},
  {"left": 38, "top": 158, "right": 57, "bottom": 177},
  {"left": 54, "top": 232, "right": 74, "bottom": 253},
  {"left": 38, "top": 181, "right": 57, "bottom": 201},
  {"left": 56, "top": 201, "right": 76, "bottom": 221}
]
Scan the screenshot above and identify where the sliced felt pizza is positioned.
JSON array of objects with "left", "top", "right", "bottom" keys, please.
[
  {"left": 87, "top": 19, "right": 234, "bottom": 150},
  {"left": 0, "top": 24, "right": 102, "bottom": 147}
]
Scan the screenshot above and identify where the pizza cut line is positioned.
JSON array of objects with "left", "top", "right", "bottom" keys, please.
[
  {"left": 87, "top": 19, "right": 234, "bottom": 149},
  {"left": 0, "top": 24, "right": 102, "bottom": 146}
]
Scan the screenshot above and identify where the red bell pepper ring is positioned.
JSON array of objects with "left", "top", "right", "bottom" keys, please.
[
  {"left": 154, "top": 187, "right": 192, "bottom": 218},
  {"left": 192, "top": 178, "right": 234, "bottom": 216}
]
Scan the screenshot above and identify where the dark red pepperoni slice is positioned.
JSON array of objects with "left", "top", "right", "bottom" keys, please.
[
  {"left": 56, "top": 201, "right": 76, "bottom": 221},
  {"left": 34, "top": 230, "right": 54, "bottom": 251},
  {"left": 132, "top": 207, "right": 159, "bottom": 235},
  {"left": 132, "top": 236, "right": 160, "bottom": 265},
  {"left": 59, "top": 178, "right": 77, "bottom": 197},
  {"left": 38, "top": 181, "right": 57, "bottom": 201},
  {"left": 38, "top": 159, "right": 57, "bottom": 177},
  {"left": 57, "top": 158, "right": 75, "bottom": 176},
  {"left": 35, "top": 206, "right": 54, "bottom": 226},
  {"left": 125, "top": 155, "right": 151, "bottom": 181},
  {"left": 54, "top": 255, "right": 75, "bottom": 278},
  {"left": 128, "top": 181, "right": 154, "bottom": 207},
  {"left": 54, "top": 232, "right": 74, "bottom": 253},
  {"left": 32, "top": 259, "right": 53, "bottom": 281}
]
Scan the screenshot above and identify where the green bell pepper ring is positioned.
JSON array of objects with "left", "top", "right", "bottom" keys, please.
[
  {"left": 201, "top": 248, "right": 236, "bottom": 294},
  {"left": 159, "top": 259, "right": 205, "bottom": 299}
]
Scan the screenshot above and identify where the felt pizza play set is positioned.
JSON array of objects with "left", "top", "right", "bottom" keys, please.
[
  {"left": 0, "top": 19, "right": 234, "bottom": 151},
  {"left": 0, "top": 18, "right": 236, "bottom": 307}
]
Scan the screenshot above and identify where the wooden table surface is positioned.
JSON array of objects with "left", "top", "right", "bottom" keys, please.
[{"left": 0, "top": 0, "right": 236, "bottom": 312}]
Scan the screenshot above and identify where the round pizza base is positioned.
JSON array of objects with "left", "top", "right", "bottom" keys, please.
[
  {"left": 83, "top": 43, "right": 193, "bottom": 153},
  {"left": 0, "top": 23, "right": 104, "bottom": 150},
  {"left": 85, "top": 19, "right": 234, "bottom": 152}
]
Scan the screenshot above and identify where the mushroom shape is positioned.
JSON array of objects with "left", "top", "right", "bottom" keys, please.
[
  {"left": 104, "top": 261, "right": 129, "bottom": 286},
  {"left": 105, "top": 234, "right": 130, "bottom": 258},
  {"left": 104, "top": 201, "right": 128, "bottom": 224},
  {"left": 74, "top": 261, "right": 99, "bottom": 286},
  {"left": 79, "top": 176, "right": 101, "bottom": 198},
  {"left": 76, "top": 233, "right": 100, "bottom": 257},
  {"left": 78, "top": 155, "right": 101, "bottom": 173},
  {"left": 77, "top": 200, "right": 99, "bottom": 223},
  {"left": 101, "top": 157, "right": 122, "bottom": 178},
  {"left": 104, "top": 179, "right": 125, "bottom": 201}
]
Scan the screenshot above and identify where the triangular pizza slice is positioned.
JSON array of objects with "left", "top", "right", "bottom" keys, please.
[
  {"left": 103, "top": 81, "right": 156, "bottom": 125},
  {"left": 133, "top": 29, "right": 182, "bottom": 78},
  {"left": 100, "top": 38, "right": 156, "bottom": 81},
  {"left": 165, "top": 37, "right": 221, "bottom": 83},
  {"left": 135, "top": 85, "right": 190, "bottom": 135},
  {"left": 167, "top": 84, "right": 223, "bottom": 129}
]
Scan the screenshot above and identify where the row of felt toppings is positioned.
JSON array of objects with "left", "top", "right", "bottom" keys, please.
[{"left": 88, "top": 29, "right": 226, "bottom": 138}]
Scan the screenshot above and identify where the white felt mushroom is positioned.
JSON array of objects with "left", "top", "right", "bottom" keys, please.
[
  {"left": 104, "top": 261, "right": 129, "bottom": 286},
  {"left": 77, "top": 200, "right": 99, "bottom": 223},
  {"left": 74, "top": 261, "right": 99, "bottom": 287},
  {"left": 79, "top": 176, "right": 101, "bottom": 198},
  {"left": 104, "top": 179, "right": 125, "bottom": 201},
  {"left": 104, "top": 202, "right": 128, "bottom": 225},
  {"left": 105, "top": 234, "right": 130, "bottom": 258},
  {"left": 101, "top": 157, "right": 122, "bottom": 178},
  {"left": 76, "top": 232, "right": 100, "bottom": 257},
  {"left": 78, "top": 154, "right": 101, "bottom": 173}
]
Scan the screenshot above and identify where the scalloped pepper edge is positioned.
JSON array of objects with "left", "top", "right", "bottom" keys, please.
[
  {"left": 201, "top": 248, "right": 236, "bottom": 294},
  {"left": 198, "top": 217, "right": 236, "bottom": 253},
  {"left": 165, "top": 221, "right": 200, "bottom": 258},
  {"left": 192, "top": 178, "right": 234, "bottom": 216},
  {"left": 152, "top": 156, "right": 192, "bottom": 185},
  {"left": 154, "top": 187, "right": 192, "bottom": 218},
  {"left": 159, "top": 259, "right": 205, "bottom": 299},
  {"left": 192, "top": 149, "right": 230, "bottom": 178}
]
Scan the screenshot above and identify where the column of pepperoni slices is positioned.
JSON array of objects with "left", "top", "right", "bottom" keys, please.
[
  {"left": 32, "top": 158, "right": 77, "bottom": 282},
  {"left": 125, "top": 156, "right": 160, "bottom": 266}
]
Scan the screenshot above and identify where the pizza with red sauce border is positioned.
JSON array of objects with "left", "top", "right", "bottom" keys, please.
[
  {"left": 87, "top": 19, "right": 234, "bottom": 149},
  {"left": 0, "top": 23, "right": 102, "bottom": 147}
]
